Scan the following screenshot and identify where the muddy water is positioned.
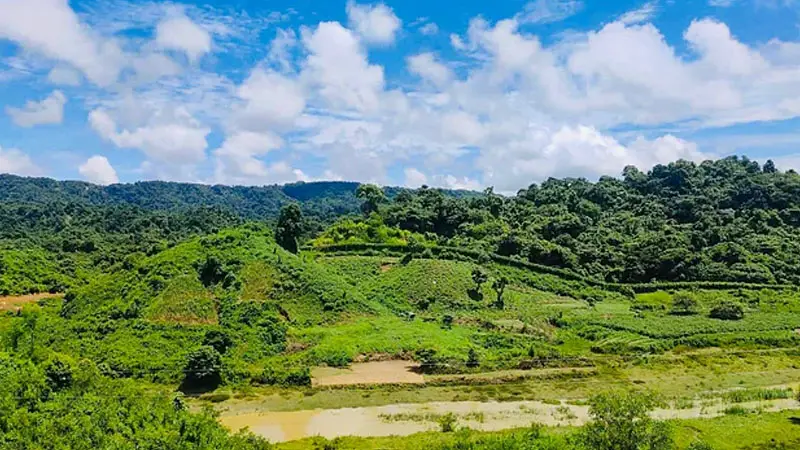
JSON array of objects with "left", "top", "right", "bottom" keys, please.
[{"left": 219, "top": 398, "right": 800, "bottom": 443}]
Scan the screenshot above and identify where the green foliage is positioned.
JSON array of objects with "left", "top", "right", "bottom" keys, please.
[
  {"left": 356, "top": 184, "right": 387, "bottom": 216},
  {"left": 578, "top": 391, "right": 673, "bottom": 450},
  {"left": 276, "top": 204, "right": 303, "bottom": 253},
  {"left": 670, "top": 292, "right": 698, "bottom": 315},
  {"left": 183, "top": 346, "right": 223, "bottom": 391},
  {"left": 0, "top": 352, "right": 271, "bottom": 449},
  {"left": 709, "top": 301, "right": 745, "bottom": 320},
  {"left": 438, "top": 412, "right": 458, "bottom": 433}
]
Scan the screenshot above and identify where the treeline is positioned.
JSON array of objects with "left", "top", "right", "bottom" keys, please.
[{"left": 318, "top": 156, "right": 800, "bottom": 285}]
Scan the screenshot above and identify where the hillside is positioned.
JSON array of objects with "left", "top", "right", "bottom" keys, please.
[{"left": 2, "top": 156, "right": 800, "bottom": 449}]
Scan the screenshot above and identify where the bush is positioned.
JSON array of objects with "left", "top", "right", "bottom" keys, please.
[
  {"left": 670, "top": 292, "right": 698, "bottom": 315},
  {"left": 709, "top": 301, "right": 744, "bottom": 320},
  {"left": 44, "top": 354, "right": 74, "bottom": 391},
  {"left": 438, "top": 412, "right": 458, "bottom": 433},
  {"left": 183, "top": 346, "right": 223, "bottom": 391}
]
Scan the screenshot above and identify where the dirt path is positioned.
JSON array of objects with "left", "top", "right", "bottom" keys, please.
[
  {"left": 0, "top": 293, "right": 62, "bottom": 312},
  {"left": 312, "top": 361, "right": 424, "bottom": 387},
  {"left": 219, "top": 398, "right": 800, "bottom": 443}
]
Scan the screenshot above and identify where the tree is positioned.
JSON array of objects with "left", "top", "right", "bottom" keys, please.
[
  {"left": 492, "top": 277, "right": 509, "bottom": 309},
  {"left": 763, "top": 159, "right": 777, "bottom": 174},
  {"left": 275, "top": 204, "right": 303, "bottom": 253},
  {"left": 578, "top": 391, "right": 673, "bottom": 450},
  {"left": 709, "top": 301, "right": 745, "bottom": 320},
  {"left": 471, "top": 268, "right": 488, "bottom": 291},
  {"left": 183, "top": 346, "right": 223, "bottom": 391},
  {"left": 670, "top": 292, "right": 698, "bottom": 315},
  {"left": 356, "top": 184, "right": 386, "bottom": 216},
  {"left": 466, "top": 348, "right": 480, "bottom": 368}
]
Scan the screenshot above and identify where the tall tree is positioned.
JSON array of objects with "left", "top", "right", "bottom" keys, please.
[
  {"left": 356, "top": 184, "right": 386, "bottom": 216},
  {"left": 275, "top": 204, "right": 303, "bottom": 253}
]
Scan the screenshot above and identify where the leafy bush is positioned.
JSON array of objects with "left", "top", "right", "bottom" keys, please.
[{"left": 709, "top": 301, "right": 745, "bottom": 321}]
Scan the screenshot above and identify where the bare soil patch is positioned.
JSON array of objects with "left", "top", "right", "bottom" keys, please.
[
  {"left": 312, "top": 361, "right": 424, "bottom": 387},
  {"left": 0, "top": 293, "right": 62, "bottom": 312}
]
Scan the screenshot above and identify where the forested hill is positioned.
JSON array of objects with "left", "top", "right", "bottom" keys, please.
[
  {"left": 320, "top": 156, "right": 800, "bottom": 285},
  {"left": 0, "top": 175, "right": 366, "bottom": 221}
]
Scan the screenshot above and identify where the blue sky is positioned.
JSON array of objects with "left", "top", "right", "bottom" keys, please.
[{"left": 1, "top": 0, "right": 800, "bottom": 191}]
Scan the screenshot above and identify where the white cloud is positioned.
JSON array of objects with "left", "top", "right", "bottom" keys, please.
[
  {"left": 478, "top": 126, "right": 705, "bottom": 190},
  {"left": 213, "top": 131, "right": 301, "bottom": 184},
  {"left": 618, "top": 1, "right": 659, "bottom": 25},
  {"left": 267, "top": 28, "right": 298, "bottom": 72},
  {"left": 79, "top": 155, "right": 119, "bottom": 184},
  {"left": 47, "top": 66, "right": 81, "bottom": 86},
  {"left": 0, "top": 0, "right": 125, "bottom": 86},
  {"left": 89, "top": 107, "right": 209, "bottom": 166},
  {"left": 685, "top": 19, "right": 767, "bottom": 76},
  {"left": 301, "top": 21, "right": 385, "bottom": 112},
  {"left": 233, "top": 68, "right": 306, "bottom": 131},
  {"left": 155, "top": 14, "right": 212, "bottom": 62},
  {"left": 403, "top": 167, "right": 428, "bottom": 187},
  {"left": 346, "top": 1, "right": 402, "bottom": 45},
  {"left": 0, "top": 146, "right": 40, "bottom": 176},
  {"left": 517, "top": 0, "right": 584, "bottom": 24},
  {"left": 6, "top": 90, "right": 67, "bottom": 127},
  {"left": 709, "top": 0, "right": 736, "bottom": 6},
  {"left": 419, "top": 22, "right": 439, "bottom": 35},
  {"left": 407, "top": 53, "right": 452, "bottom": 86}
]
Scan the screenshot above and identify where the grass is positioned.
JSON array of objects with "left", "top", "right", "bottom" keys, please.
[{"left": 145, "top": 274, "right": 217, "bottom": 325}]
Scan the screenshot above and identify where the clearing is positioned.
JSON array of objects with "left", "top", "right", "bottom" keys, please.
[
  {"left": 312, "top": 361, "right": 424, "bottom": 387},
  {"left": 0, "top": 293, "right": 62, "bottom": 312}
]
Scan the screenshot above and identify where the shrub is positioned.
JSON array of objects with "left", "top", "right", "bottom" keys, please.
[
  {"left": 438, "top": 412, "right": 458, "bottom": 433},
  {"left": 709, "top": 301, "right": 744, "bottom": 320},
  {"left": 44, "top": 354, "right": 74, "bottom": 391},
  {"left": 183, "top": 346, "right": 223, "bottom": 391},
  {"left": 670, "top": 292, "right": 698, "bottom": 315}
]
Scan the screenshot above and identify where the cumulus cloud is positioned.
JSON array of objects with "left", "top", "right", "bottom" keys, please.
[
  {"left": 346, "top": 1, "right": 402, "bottom": 45},
  {"left": 407, "top": 52, "right": 452, "bottom": 86},
  {"left": 233, "top": 68, "right": 306, "bottom": 130},
  {"left": 79, "top": 155, "right": 119, "bottom": 185},
  {"left": 0, "top": 146, "right": 40, "bottom": 176},
  {"left": 0, "top": 0, "right": 125, "bottom": 86},
  {"left": 155, "top": 14, "right": 212, "bottom": 62},
  {"left": 89, "top": 107, "right": 209, "bottom": 166},
  {"left": 301, "top": 21, "right": 385, "bottom": 112},
  {"left": 213, "top": 131, "right": 308, "bottom": 185},
  {"left": 6, "top": 90, "right": 67, "bottom": 127}
]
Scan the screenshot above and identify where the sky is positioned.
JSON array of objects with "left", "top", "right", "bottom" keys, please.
[{"left": 1, "top": 0, "right": 800, "bottom": 191}]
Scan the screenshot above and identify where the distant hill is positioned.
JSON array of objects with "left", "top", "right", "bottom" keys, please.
[{"left": 0, "top": 175, "right": 476, "bottom": 221}]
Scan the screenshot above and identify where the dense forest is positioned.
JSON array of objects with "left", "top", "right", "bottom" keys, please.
[{"left": 320, "top": 157, "right": 800, "bottom": 285}]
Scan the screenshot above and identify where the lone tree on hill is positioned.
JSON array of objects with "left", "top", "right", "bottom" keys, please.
[
  {"left": 275, "top": 203, "right": 303, "bottom": 254},
  {"left": 471, "top": 268, "right": 488, "bottom": 291},
  {"left": 492, "top": 276, "right": 509, "bottom": 309},
  {"left": 356, "top": 184, "right": 386, "bottom": 216}
]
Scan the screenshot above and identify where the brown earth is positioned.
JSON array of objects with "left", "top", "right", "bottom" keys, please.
[
  {"left": 0, "top": 293, "right": 63, "bottom": 312},
  {"left": 312, "top": 361, "right": 424, "bottom": 387}
]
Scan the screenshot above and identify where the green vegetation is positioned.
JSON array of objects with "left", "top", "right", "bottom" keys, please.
[{"left": 3, "top": 159, "right": 800, "bottom": 448}]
